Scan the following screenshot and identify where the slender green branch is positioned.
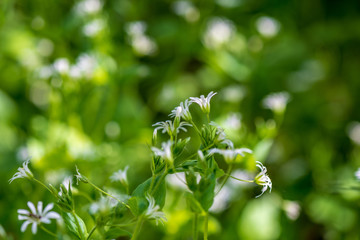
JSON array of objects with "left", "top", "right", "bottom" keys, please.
[
  {"left": 131, "top": 215, "right": 144, "bottom": 240},
  {"left": 193, "top": 213, "right": 199, "bottom": 240},
  {"left": 33, "top": 178, "right": 53, "bottom": 194},
  {"left": 40, "top": 225, "right": 57, "bottom": 238},
  {"left": 88, "top": 181, "right": 130, "bottom": 209},
  {"left": 215, "top": 164, "right": 233, "bottom": 195},
  {"left": 228, "top": 175, "right": 254, "bottom": 183},
  {"left": 87, "top": 224, "right": 97, "bottom": 240},
  {"left": 203, "top": 213, "right": 208, "bottom": 240}
]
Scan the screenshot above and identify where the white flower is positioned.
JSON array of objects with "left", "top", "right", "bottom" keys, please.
[
  {"left": 209, "top": 148, "right": 252, "bottom": 163},
  {"left": 169, "top": 99, "right": 192, "bottom": 121},
  {"left": 209, "top": 121, "right": 234, "bottom": 148},
  {"left": 254, "top": 161, "right": 272, "bottom": 198},
  {"left": 18, "top": 201, "right": 60, "bottom": 234},
  {"left": 355, "top": 168, "right": 360, "bottom": 180},
  {"left": 151, "top": 141, "right": 173, "bottom": 164},
  {"left": 110, "top": 166, "right": 129, "bottom": 185},
  {"left": 145, "top": 193, "right": 167, "bottom": 225},
  {"left": 75, "top": 166, "right": 88, "bottom": 185},
  {"left": 190, "top": 91, "right": 217, "bottom": 114},
  {"left": 9, "top": 159, "right": 34, "bottom": 183},
  {"left": 262, "top": 92, "right": 290, "bottom": 113},
  {"left": 152, "top": 120, "right": 192, "bottom": 139}
]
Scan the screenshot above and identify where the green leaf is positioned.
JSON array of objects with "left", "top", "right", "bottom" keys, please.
[
  {"left": 62, "top": 212, "right": 88, "bottom": 240},
  {"left": 185, "top": 170, "right": 198, "bottom": 192},
  {"left": 105, "top": 227, "right": 132, "bottom": 239},
  {"left": 196, "top": 172, "right": 216, "bottom": 211},
  {"left": 185, "top": 192, "right": 204, "bottom": 214}
]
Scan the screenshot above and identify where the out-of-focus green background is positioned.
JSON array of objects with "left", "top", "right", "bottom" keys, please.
[{"left": 1, "top": 0, "right": 360, "bottom": 239}]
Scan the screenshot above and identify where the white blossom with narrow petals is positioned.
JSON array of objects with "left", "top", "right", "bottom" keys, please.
[
  {"left": 254, "top": 161, "right": 272, "bottom": 198},
  {"left": 152, "top": 120, "right": 192, "bottom": 139},
  {"left": 190, "top": 91, "right": 217, "bottom": 114},
  {"left": 151, "top": 141, "right": 173, "bottom": 164},
  {"left": 110, "top": 166, "right": 129, "bottom": 185},
  {"left": 18, "top": 201, "right": 60, "bottom": 234},
  {"left": 169, "top": 99, "right": 192, "bottom": 121},
  {"left": 9, "top": 159, "right": 33, "bottom": 183},
  {"left": 145, "top": 193, "right": 167, "bottom": 225},
  {"left": 209, "top": 148, "right": 252, "bottom": 163}
]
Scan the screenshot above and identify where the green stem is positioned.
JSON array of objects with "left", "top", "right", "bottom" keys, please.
[
  {"left": 40, "top": 225, "right": 57, "bottom": 238},
  {"left": 190, "top": 119, "right": 203, "bottom": 138},
  {"left": 88, "top": 181, "right": 130, "bottom": 209},
  {"left": 193, "top": 213, "right": 199, "bottom": 240},
  {"left": 215, "top": 164, "right": 233, "bottom": 195},
  {"left": 33, "top": 178, "right": 53, "bottom": 194},
  {"left": 87, "top": 224, "right": 97, "bottom": 240},
  {"left": 228, "top": 175, "right": 254, "bottom": 183},
  {"left": 150, "top": 168, "right": 168, "bottom": 196},
  {"left": 131, "top": 215, "right": 144, "bottom": 240},
  {"left": 206, "top": 114, "right": 210, "bottom": 123},
  {"left": 203, "top": 213, "right": 208, "bottom": 240}
]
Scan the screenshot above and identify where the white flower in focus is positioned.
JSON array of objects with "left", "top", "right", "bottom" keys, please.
[
  {"left": 9, "top": 159, "right": 34, "bottom": 183},
  {"left": 152, "top": 120, "right": 192, "bottom": 139},
  {"left": 151, "top": 141, "right": 173, "bottom": 164},
  {"left": 254, "top": 161, "right": 272, "bottom": 198},
  {"left": 190, "top": 91, "right": 217, "bottom": 114},
  {"left": 262, "top": 92, "right": 290, "bottom": 113},
  {"left": 110, "top": 166, "right": 129, "bottom": 185},
  {"left": 169, "top": 99, "right": 192, "bottom": 121},
  {"left": 145, "top": 193, "right": 167, "bottom": 225},
  {"left": 208, "top": 148, "right": 252, "bottom": 163},
  {"left": 18, "top": 201, "right": 60, "bottom": 234}
]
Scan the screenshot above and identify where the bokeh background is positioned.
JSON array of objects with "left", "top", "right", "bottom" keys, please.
[{"left": 1, "top": 0, "right": 360, "bottom": 239}]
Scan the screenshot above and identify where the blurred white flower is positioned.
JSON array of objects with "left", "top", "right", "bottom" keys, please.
[
  {"left": 110, "top": 166, "right": 129, "bottom": 185},
  {"left": 209, "top": 148, "right": 252, "bottom": 163},
  {"left": 89, "top": 196, "right": 115, "bottom": 214},
  {"left": 348, "top": 122, "right": 360, "bottom": 145},
  {"left": 151, "top": 141, "right": 173, "bottom": 164},
  {"left": 83, "top": 19, "right": 105, "bottom": 37},
  {"left": 53, "top": 58, "right": 70, "bottom": 74},
  {"left": 125, "top": 21, "right": 147, "bottom": 36},
  {"left": 282, "top": 200, "right": 301, "bottom": 220},
  {"left": 190, "top": 91, "right": 217, "bottom": 114},
  {"left": 355, "top": 168, "right": 360, "bottom": 180},
  {"left": 131, "top": 35, "right": 157, "bottom": 56},
  {"left": 172, "top": 1, "right": 200, "bottom": 22},
  {"left": 256, "top": 16, "right": 281, "bottom": 38},
  {"left": 18, "top": 201, "right": 60, "bottom": 234},
  {"left": 9, "top": 159, "right": 33, "bottom": 183},
  {"left": 75, "top": 0, "right": 102, "bottom": 15},
  {"left": 169, "top": 99, "right": 192, "bottom": 121},
  {"left": 145, "top": 193, "right": 167, "bottom": 225},
  {"left": 166, "top": 172, "right": 187, "bottom": 190},
  {"left": 203, "top": 18, "right": 235, "bottom": 49},
  {"left": 254, "top": 161, "right": 272, "bottom": 198},
  {"left": 262, "top": 92, "right": 290, "bottom": 113}
]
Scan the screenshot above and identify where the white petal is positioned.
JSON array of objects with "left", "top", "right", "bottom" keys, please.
[
  {"left": 46, "top": 211, "right": 60, "bottom": 219},
  {"left": 31, "top": 222, "right": 38, "bottom": 234},
  {"left": 42, "top": 203, "right": 54, "bottom": 214},
  {"left": 37, "top": 201, "right": 43, "bottom": 215},
  {"left": 41, "top": 218, "right": 51, "bottom": 224},
  {"left": 21, "top": 221, "right": 31, "bottom": 232},
  {"left": 17, "top": 209, "right": 30, "bottom": 215},
  {"left": 18, "top": 215, "right": 30, "bottom": 221},
  {"left": 27, "top": 202, "right": 37, "bottom": 214}
]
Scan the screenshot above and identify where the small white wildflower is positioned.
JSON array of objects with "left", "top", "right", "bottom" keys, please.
[
  {"left": 75, "top": 166, "right": 88, "bottom": 185},
  {"left": 110, "top": 166, "right": 129, "bottom": 185},
  {"left": 151, "top": 141, "right": 173, "bottom": 164},
  {"left": 169, "top": 99, "right": 192, "bottom": 121},
  {"left": 152, "top": 120, "right": 192, "bottom": 139},
  {"left": 190, "top": 91, "right": 217, "bottom": 114},
  {"left": 209, "top": 121, "right": 234, "bottom": 148},
  {"left": 18, "top": 201, "right": 60, "bottom": 234},
  {"left": 209, "top": 148, "right": 252, "bottom": 163},
  {"left": 9, "top": 159, "right": 34, "bottom": 183},
  {"left": 254, "top": 161, "right": 272, "bottom": 198},
  {"left": 262, "top": 92, "right": 290, "bottom": 113},
  {"left": 145, "top": 193, "right": 167, "bottom": 225},
  {"left": 355, "top": 168, "right": 360, "bottom": 180}
]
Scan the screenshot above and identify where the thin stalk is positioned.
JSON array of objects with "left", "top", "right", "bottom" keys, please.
[
  {"left": 193, "top": 213, "right": 199, "bottom": 240},
  {"left": 40, "top": 225, "right": 57, "bottom": 238},
  {"left": 206, "top": 114, "right": 210, "bottom": 123},
  {"left": 131, "top": 215, "right": 144, "bottom": 240},
  {"left": 150, "top": 169, "right": 168, "bottom": 196},
  {"left": 215, "top": 164, "right": 233, "bottom": 195},
  {"left": 87, "top": 224, "right": 97, "bottom": 240},
  {"left": 189, "top": 119, "right": 203, "bottom": 138},
  {"left": 88, "top": 181, "right": 130, "bottom": 209},
  {"left": 203, "top": 213, "right": 208, "bottom": 240},
  {"left": 228, "top": 175, "right": 254, "bottom": 183},
  {"left": 33, "top": 178, "right": 53, "bottom": 194}
]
